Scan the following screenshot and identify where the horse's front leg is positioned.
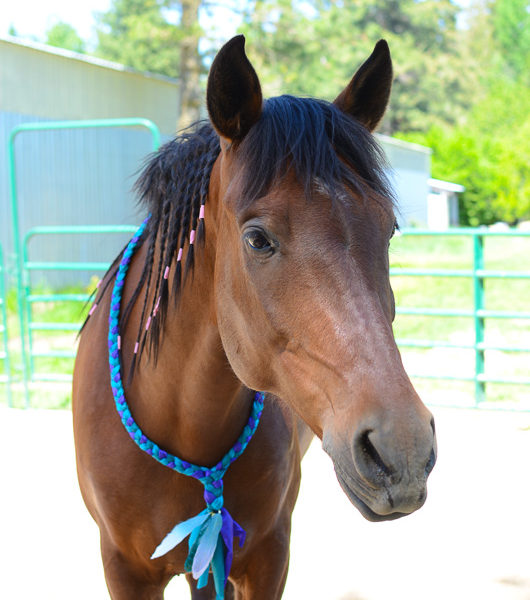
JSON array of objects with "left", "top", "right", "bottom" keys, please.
[
  {"left": 231, "top": 524, "right": 291, "bottom": 600},
  {"left": 100, "top": 533, "right": 169, "bottom": 600}
]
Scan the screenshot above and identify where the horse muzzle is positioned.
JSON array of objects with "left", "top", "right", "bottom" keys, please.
[{"left": 323, "top": 415, "right": 437, "bottom": 522}]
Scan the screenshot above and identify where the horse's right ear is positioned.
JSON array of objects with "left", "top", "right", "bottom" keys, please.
[
  {"left": 334, "top": 40, "right": 393, "bottom": 132},
  {"left": 207, "top": 35, "right": 263, "bottom": 143}
]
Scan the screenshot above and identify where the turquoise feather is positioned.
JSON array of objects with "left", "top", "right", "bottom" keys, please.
[
  {"left": 192, "top": 512, "right": 223, "bottom": 578},
  {"left": 150, "top": 509, "right": 209, "bottom": 559}
]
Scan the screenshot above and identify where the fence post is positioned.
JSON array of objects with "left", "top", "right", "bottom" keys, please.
[
  {"left": 473, "top": 233, "right": 485, "bottom": 404},
  {"left": 0, "top": 244, "right": 12, "bottom": 407},
  {"left": 8, "top": 127, "right": 31, "bottom": 407}
]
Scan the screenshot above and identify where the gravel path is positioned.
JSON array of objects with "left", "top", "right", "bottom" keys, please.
[{"left": 1, "top": 404, "right": 529, "bottom": 599}]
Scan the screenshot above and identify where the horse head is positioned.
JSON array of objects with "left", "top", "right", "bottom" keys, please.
[{"left": 207, "top": 36, "right": 436, "bottom": 522}]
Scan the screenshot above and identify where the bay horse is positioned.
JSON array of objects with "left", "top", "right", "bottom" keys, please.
[{"left": 73, "top": 35, "right": 436, "bottom": 600}]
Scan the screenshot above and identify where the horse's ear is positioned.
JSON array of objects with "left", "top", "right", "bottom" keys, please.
[
  {"left": 207, "top": 35, "right": 263, "bottom": 143},
  {"left": 334, "top": 40, "right": 393, "bottom": 132}
]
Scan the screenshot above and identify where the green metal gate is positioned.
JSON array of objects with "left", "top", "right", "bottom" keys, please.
[
  {"left": 391, "top": 229, "right": 530, "bottom": 411},
  {"left": 8, "top": 118, "right": 160, "bottom": 407},
  {"left": 0, "top": 243, "right": 12, "bottom": 406}
]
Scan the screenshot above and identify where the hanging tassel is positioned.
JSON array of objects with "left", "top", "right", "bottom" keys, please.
[
  {"left": 151, "top": 506, "right": 246, "bottom": 600},
  {"left": 191, "top": 511, "right": 223, "bottom": 578}
]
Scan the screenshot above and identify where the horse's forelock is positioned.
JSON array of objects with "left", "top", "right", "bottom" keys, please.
[{"left": 237, "top": 95, "right": 395, "bottom": 210}]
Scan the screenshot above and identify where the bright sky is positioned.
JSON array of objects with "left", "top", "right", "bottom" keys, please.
[
  {"left": 1, "top": 0, "right": 112, "bottom": 44},
  {"left": 0, "top": 1, "right": 241, "bottom": 48}
]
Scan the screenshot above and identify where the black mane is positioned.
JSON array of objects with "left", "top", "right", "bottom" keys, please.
[
  {"left": 239, "top": 95, "right": 394, "bottom": 207},
  {"left": 89, "top": 96, "right": 394, "bottom": 373}
]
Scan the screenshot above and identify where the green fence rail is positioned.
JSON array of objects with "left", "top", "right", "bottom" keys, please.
[
  {"left": 8, "top": 118, "right": 160, "bottom": 407},
  {"left": 22, "top": 225, "right": 139, "bottom": 388},
  {"left": 0, "top": 243, "right": 12, "bottom": 406},
  {"left": 391, "top": 228, "right": 530, "bottom": 410}
]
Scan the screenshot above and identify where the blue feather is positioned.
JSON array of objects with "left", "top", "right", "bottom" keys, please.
[
  {"left": 192, "top": 512, "right": 223, "bottom": 578},
  {"left": 151, "top": 509, "right": 209, "bottom": 559}
]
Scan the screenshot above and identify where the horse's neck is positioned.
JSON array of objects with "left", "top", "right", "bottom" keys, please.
[{"left": 125, "top": 210, "right": 250, "bottom": 468}]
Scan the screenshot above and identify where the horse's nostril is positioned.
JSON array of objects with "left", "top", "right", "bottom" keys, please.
[
  {"left": 430, "top": 417, "right": 436, "bottom": 435},
  {"left": 359, "top": 430, "right": 393, "bottom": 478},
  {"left": 425, "top": 447, "right": 436, "bottom": 476}
]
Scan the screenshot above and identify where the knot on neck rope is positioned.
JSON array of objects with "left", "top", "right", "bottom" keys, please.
[{"left": 107, "top": 216, "right": 264, "bottom": 599}]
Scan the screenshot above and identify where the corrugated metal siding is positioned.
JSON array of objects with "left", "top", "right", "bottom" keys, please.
[
  {"left": 0, "top": 38, "right": 181, "bottom": 135},
  {"left": 1, "top": 110, "right": 168, "bottom": 287}
]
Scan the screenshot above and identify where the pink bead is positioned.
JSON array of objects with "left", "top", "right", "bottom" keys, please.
[
  {"left": 89, "top": 303, "right": 97, "bottom": 316},
  {"left": 154, "top": 296, "right": 161, "bottom": 315},
  {"left": 96, "top": 280, "right": 101, "bottom": 288},
  {"left": 134, "top": 341, "right": 139, "bottom": 354},
  {"left": 146, "top": 316, "right": 152, "bottom": 331},
  {"left": 177, "top": 248, "right": 183, "bottom": 262},
  {"left": 118, "top": 336, "right": 121, "bottom": 350},
  {"left": 164, "top": 266, "right": 170, "bottom": 279},
  {"left": 190, "top": 230, "right": 196, "bottom": 245},
  {"left": 199, "top": 205, "right": 205, "bottom": 219}
]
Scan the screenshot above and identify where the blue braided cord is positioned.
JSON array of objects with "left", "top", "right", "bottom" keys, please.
[
  {"left": 107, "top": 216, "right": 264, "bottom": 498},
  {"left": 107, "top": 217, "right": 264, "bottom": 598}
]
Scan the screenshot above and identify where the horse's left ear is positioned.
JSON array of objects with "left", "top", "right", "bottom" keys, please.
[
  {"left": 207, "top": 35, "right": 263, "bottom": 143},
  {"left": 334, "top": 40, "right": 393, "bottom": 132}
]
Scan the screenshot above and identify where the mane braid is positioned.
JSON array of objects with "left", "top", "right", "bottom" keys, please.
[{"left": 122, "top": 122, "right": 220, "bottom": 376}]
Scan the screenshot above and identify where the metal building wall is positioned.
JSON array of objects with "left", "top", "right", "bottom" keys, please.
[
  {"left": 0, "top": 37, "right": 180, "bottom": 135},
  {"left": 378, "top": 135, "right": 432, "bottom": 228}
]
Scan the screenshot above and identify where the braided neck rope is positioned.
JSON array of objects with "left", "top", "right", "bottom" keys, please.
[{"left": 108, "top": 216, "right": 265, "bottom": 599}]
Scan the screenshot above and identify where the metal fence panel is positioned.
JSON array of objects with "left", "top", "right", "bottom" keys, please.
[
  {"left": 8, "top": 119, "right": 160, "bottom": 407},
  {"left": 391, "top": 229, "right": 530, "bottom": 411},
  {"left": 3, "top": 116, "right": 162, "bottom": 287}
]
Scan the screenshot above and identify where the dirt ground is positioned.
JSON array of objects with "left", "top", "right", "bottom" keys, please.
[{"left": 1, "top": 403, "right": 530, "bottom": 600}]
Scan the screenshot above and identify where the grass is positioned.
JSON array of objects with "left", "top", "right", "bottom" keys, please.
[
  {"left": 1, "top": 235, "right": 529, "bottom": 410},
  {"left": 1, "top": 281, "right": 94, "bottom": 409}
]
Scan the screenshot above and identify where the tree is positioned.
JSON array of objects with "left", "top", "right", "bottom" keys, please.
[
  {"left": 95, "top": 0, "right": 182, "bottom": 78},
  {"left": 176, "top": 0, "right": 203, "bottom": 129},
  {"left": 95, "top": 0, "right": 204, "bottom": 127},
  {"left": 46, "top": 22, "right": 86, "bottom": 54},
  {"left": 398, "top": 77, "right": 530, "bottom": 226},
  {"left": 491, "top": 0, "right": 530, "bottom": 83},
  {"left": 240, "top": 0, "right": 469, "bottom": 135}
]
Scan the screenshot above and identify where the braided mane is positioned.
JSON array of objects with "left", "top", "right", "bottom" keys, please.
[{"left": 125, "top": 123, "right": 220, "bottom": 370}]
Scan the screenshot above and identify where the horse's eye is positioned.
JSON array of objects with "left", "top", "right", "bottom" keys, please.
[
  {"left": 244, "top": 230, "right": 272, "bottom": 253},
  {"left": 390, "top": 220, "right": 399, "bottom": 239}
]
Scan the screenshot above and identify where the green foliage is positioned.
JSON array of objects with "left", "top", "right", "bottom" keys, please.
[
  {"left": 45, "top": 22, "right": 86, "bottom": 54},
  {"left": 398, "top": 74, "right": 530, "bottom": 226},
  {"left": 95, "top": 0, "right": 183, "bottom": 77},
  {"left": 491, "top": 0, "right": 530, "bottom": 83},
  {"left": 240, "top": 0, "right": 468, "bottom": 135},
  {"left": 237, "top": 0, "right": 530, "bottom": 224}
]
